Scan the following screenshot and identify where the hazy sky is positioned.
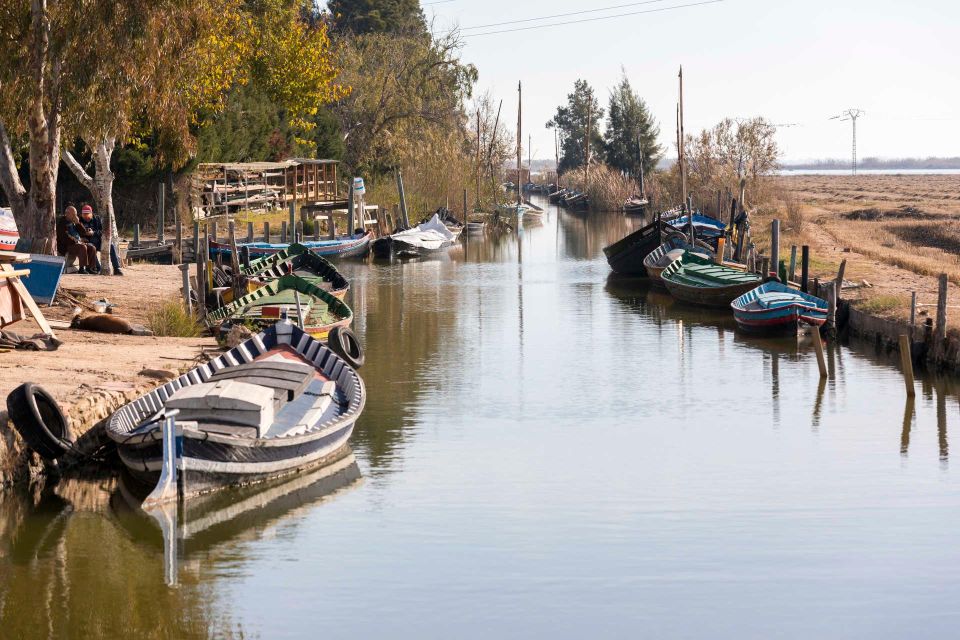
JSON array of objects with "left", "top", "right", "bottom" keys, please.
[{"left": 422, "top": 0, "right": 960, "bottom": 162}]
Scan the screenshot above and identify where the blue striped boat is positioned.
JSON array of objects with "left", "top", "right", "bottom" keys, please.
[
  {"left": 731, "top": 281, "right": 828, "bottom": 335},
  {"left": 668, "top": 213, "right": 726, "bottom": 238}
]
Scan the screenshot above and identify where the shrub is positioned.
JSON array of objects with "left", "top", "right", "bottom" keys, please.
[{"left": 147, "top": 299, "right": 203, "bottom": 337}]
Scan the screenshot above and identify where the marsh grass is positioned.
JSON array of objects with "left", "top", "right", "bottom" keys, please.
[{"left": 147, "top": 299, "right": 203, "bottom": 337}]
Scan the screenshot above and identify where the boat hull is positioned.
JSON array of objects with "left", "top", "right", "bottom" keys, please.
[
  {"left": 603, "top": 221, "right": 662, "bottom": 277},
  {"left": 731, "top": 282, "right": 829, "bottom": 335},
  {"left": 664, "top": 279, "right": 762, "bottom": 308},
  {"left": 210, "top": 232, "right": 372, "bottom": 260}
]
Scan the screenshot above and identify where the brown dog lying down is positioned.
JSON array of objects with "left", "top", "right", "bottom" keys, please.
[{"left": 70, "top": 309, "right": 154, "bottom": 336}]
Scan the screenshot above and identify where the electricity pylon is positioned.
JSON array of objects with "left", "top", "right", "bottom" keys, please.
[{"left": 831, "top": 109, "right": 865, "bottom": 175}]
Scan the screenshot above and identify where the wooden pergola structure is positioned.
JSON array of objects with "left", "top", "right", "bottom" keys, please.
[{"left": 192, "top": 159, "right": 346, "bottom": 219}]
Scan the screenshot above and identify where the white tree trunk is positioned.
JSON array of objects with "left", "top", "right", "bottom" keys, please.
[{"left": 62, "top": 137, "right": 117, "bottom": 274}]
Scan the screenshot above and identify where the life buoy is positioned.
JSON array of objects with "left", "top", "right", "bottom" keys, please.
[
  {"left": 5, "top": 383, "right": 72, "bottom": 460},
  {"left": 327, "top": 326, "right": 365, "bottom": 369}
]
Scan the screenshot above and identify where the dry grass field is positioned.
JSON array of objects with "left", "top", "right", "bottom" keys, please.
[{"left": 756, "top": 174, "right": 960, "bottom": 323}]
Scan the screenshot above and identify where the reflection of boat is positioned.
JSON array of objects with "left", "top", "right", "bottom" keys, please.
[
  {"left": 209, "top": 230, "right": 373, "bottom": 260},
  {"left": 642, "top": 237, "right": 713, "bottom": 286},
  {"left": 602, "top": 219, "right": 661, "bottom": 276},
  {"left": 466, "top": 221, "right": 486, "bottom": 234},
  {"left": 661, "top": 251, "right": 762, "bottom": 307},
  {"left": 105, "top": 320, "right": 365, "bottom": 497},
  {"left": 731, "top": 282, "right": 828, "bottom": 335},
  {"left": 372, "top": 213, "right": 461, "bottom": 258},
  {"left": 209, "top": 274, "right": 352, "bottom": 339},
  {"left": 227, "top": 243, "right": 350, "bottom": 301}
]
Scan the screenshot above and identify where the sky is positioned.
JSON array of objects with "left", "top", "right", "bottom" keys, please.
[{"left": 421, "top": 0, "right": 960, "bottom": 163}]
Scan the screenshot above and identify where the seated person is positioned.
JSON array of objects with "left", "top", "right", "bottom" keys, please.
[
  {"left": 78, "top": 204, "right": 124, "bottom": 275},
  {"left": 56, "top": 206, "right": 97, "bottom": 274}
]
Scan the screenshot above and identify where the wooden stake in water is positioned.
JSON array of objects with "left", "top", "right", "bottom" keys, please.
[
  {"left": 910, "top": 291, "right": 917, "bottom": 327},
  {"left": 811, "top": 328, "right": 828, "bottom": 378},
  {"left": 770, "top": 219, "right": 780, "bottom": 280},
  {"left": 788, "top": 246, "right": 797, "bottom": 282},
  {"left": 899, "top": 334, "right": 916, "bottom": 397}
]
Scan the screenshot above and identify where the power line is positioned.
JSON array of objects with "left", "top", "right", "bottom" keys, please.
[
  {"left": 460, "top": 0, "right": 673, "bottom": 31},
  {"left": 462, "top": 0, "right": 724, "bottom": 38}
]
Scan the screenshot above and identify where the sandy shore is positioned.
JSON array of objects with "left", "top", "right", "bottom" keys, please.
[{"left": 0, "top": 263, "right": 217, "bottom": 486}]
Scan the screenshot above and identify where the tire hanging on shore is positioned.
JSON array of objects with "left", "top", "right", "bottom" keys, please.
[
  {"left": 327, "top": 326, "right": 365, "bottom": 369},
  {"left": 6, "top": 383, "right": 72, "bottom": 461}
]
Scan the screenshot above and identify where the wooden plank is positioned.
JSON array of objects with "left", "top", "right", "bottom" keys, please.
[
  {"left": 0, "top": 269, "right": 31, "bottom": 279},
  {"left": 1, "top": 264, "right": 54, "bottom": 336},
  {"left": 0, "top": 250, "right": 31, "bottom": 263}
]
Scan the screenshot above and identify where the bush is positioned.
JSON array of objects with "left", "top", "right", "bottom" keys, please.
[
  {"left": 560, "top": 163, "right": 635, "bottom": 211},
  {"left": 147, "top": 299, "right": 203, "bottom": 337}
]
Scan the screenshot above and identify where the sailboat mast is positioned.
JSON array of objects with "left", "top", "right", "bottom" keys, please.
[
  {"left": 476, "top": 108, "right": 481, "bottom": 209},
  {"left": 678, "top": 66, "right": 687, "bottom": 212},
  {"left": 517, "top": 81, "right": 522, "bottom": 206}
]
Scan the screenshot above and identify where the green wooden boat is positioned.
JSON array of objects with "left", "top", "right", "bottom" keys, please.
[
  {"left": 660, "top": 251, "right": 763, "bottom": 308},
  {"left": 239, "top": 243, "right": 349, "bottom": 299},
  {"left": 210, "top": 274, "right": 352, "bottom": 340}
]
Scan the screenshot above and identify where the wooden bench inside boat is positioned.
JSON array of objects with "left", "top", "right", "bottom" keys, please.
[{"left": 208, "top": 358, "right": 317, "bottom": 404}]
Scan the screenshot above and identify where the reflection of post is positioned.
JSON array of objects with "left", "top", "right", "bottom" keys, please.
[
  {"left": 771, "top": 351, "right": 780, "bottom": 426},
  {"left": 812, "top": 377, "right": 826, "bottom": 429},
  {"left": 899, "top": 335, "right": 916, "bottom": 397},
  {"left": 938, "top": 387, "right": 948, "bottom": 462},
  {"left": 901, "top": 396, "right": 915, "bottom": 456}
]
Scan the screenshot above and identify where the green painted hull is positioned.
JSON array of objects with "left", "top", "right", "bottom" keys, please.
[{"left": 661, "top": 251, "right": 762, "bottom": 308}]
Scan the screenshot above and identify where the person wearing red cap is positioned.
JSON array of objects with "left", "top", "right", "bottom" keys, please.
[
  {"left": 78, "top": 203, "right": 123, "bottom": 275},
  {"left": 56, "top": 205, "right": 98, "bottom": 273}
]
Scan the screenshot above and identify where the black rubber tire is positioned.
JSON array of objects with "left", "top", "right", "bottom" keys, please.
[
  {"left": 327, "top": 326, "right": 365, "bottom": 369},
  {"left": 6, "top": 383, "right": 72, "bottom": 460}
]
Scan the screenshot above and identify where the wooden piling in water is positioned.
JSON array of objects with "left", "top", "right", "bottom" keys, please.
[
  {"left": 396, "top": 170, "right": 410, "bottom": 228},
  {"left": 314, "top": 217, "right": 320, "bottom": 241},
  {"left": 289, "top": 203, "right": 296, "bottom": 243},
  {"left": 132, "top": 223, "right": 140, "bottom": 249},
  {"left": 263, "top": 221, "right": 269, "bottom": 243},
  {"left": 825, "top": 281, "right": 837, "bottom": 330},
  {"left": 899, "top": 334, "right": 916, "bottom": 397},
  {"left": 910, "top": 291, "right": 917, "bottom": 327},
  {"left": 788, "top": 246, "right": 797, "bottom": 282},
  {"left": 327, "top": 213, "right": 336, "bottom": 240},
  {"left": 835, "top": 258, "right": 847, "bottom": 293},
  {"left": 247, "top": 222, "right": 254, "bottom": 244},
  {"left": 811, "top": 326, "right": 828, "bottom": 378},
  {"left": 192, "top": 222, "right": 199, "bottom": 262},
  {"left": 801, "top": 245, "right": 810, "bottom": 293}
]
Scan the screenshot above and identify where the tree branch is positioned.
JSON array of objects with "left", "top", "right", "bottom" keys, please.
[
  {"left": 0, "top": 120, "right": 27, "bottom": 213},
  {"left": 62, "top": 148, "right": 95, "bottom": 191}
]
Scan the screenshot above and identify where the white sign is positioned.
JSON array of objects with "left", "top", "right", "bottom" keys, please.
[{"left": 352, "top": 177, "right": 365, "bottom": 195}]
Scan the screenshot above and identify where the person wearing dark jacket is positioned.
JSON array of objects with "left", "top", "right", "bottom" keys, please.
[
  {"left": 56, "top": 206, "right": 97, "bottom": 274},
  {"left": 78, "top": 204, "right": 123, "bottom": 275}
]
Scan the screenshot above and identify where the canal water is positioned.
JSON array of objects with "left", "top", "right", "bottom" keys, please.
[{"left": 3, "top": 199, "right": 960, "bottom": 638}]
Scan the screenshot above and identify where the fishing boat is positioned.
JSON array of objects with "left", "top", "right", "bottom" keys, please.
[
  {"left": 548, "top": 188, "right": 569, "bottom": 204},
  {"left": 371, "top": 212, "right": 461, "bottom": 258},
  {"left": 642, "top": 236, "right": 713, "bottom": 286},
  {"left": 660, "top": 251, "right": 763, "bottom": 307},
  {"left": 731, "top": 281, "right": 828, "bottom": 334},
  {"left": 209, "top": 274, "right": 352, "bottom": 340},
  {"left": 466, "top": 221, "right": 486, "bottom": 234},
  {"left": 209, "top": 229, "right": 373, "bottom": 260},
  {"left": 667, "top": 213, "right": 726, "bottom": 239},
  {"left": 603, "top": 219, "right": 663, "bottom": 276},
  {"left": 105, "top": 319, "right": 366, "bottom": 498},
  {"left": 233, "top": 243, "right": 350, "bottom": 301},
  {"left": 622, "top": 196, "right": 648, "bottom": 216}
]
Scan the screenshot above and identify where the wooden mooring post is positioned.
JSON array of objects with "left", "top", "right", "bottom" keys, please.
[
  {"left": 899, "top": 334, "right": 916, "bottom": 397},
  {"left": 192, "top": 222, "right": 199, "bottom": 262},
  {"left": 788, "top": 245, "right": 797, "bottom": 283},
  {"left": 811, "top": 327, "right": 828, "bottom": 378},
  {"left": 935, "top": 273, "right": 948, "bottom": 359},
  {"left": 281, "top": 221, "right": 288, "bottom": 244},
  {"left": 327, "top": 213, "right": 336, "bottom": 240},
  {"left": 132, "top": 223, "right": 140, "bottom": 249},
  {"left": 910, "top": 291, "right": 917, "bottom": 327},
  {"left": 175, "top": 218, "right": 183, "bottom": 264},
  {"left": 396, "top": 170, "right": 410, "bottom": 228},
  {"left": 800, "top": 245, "right": 810, "bottom": 293},
  {"left": 288, "top": 203, "right": 296, "bottom": 243},
  {"left": 770, "top": 219, "right": 780, "bottom": 280},
  {"left": 247, "top": 222, "right": 254, "bottom": 243},
  {"left": 263, "top": 221, "right": 270, "bottom": 243},
  {"left": 313, "top": 217, "right": 320, "bottom": 241},
  {"left": 179, "top": 263, "right": 192, "bottom": 317}
]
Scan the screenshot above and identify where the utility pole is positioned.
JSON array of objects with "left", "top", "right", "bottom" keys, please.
[{"left": 831, "top": 109, "right": 865, "bottom": 175}]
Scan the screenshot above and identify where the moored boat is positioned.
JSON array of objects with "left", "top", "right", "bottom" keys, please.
[
  {"left": 731, "top": 281, "right": 828, "bottom": 334},
  {"left": 230, "top": 243, "right": 350, "bottom": 301},
  {"left": 372, "top": 213, "right": 461, "bottom": 258},
  {"left": 209, "top": 273, "right": 352, "bottom": 340},
  {"left": 105, "top": 320, "right": 366, "bottom": 497},
  {"left": 642, "top": 236, "right": 713, "bottom": 286},
  {"left": 661, "top": 251, "right": 763, "bottom": 307},
  {"left": 667, "top": 213, "right": 726, "bottom": 239},
  {"left": 209, "top": 229, "right": 373, "bottom": 260},
  {"left": 622, "top": 195, "right": 648, "bottom": 216},
  {"left": 602, "top": 219, "right": 663, "bottom": 276}
]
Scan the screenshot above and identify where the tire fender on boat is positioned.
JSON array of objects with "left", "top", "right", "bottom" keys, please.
[
  {"left": 5, "top": 383, "right": 72, "bottom": 460},
  {"left": 327, "top": 326, "right": 365, "bottom": 369}
]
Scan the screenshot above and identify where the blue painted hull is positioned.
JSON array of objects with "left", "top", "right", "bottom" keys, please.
[{"left": 731, "top": 282, "right": 828, "bottom": 334}]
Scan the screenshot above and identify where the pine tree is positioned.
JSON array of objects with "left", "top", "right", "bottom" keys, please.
[
  {"left": 327, "top": 0, "right": 426, "bottom": 36},
  {"left": 603, "top": 75, "right": 662, "bottom": 178},
  {"left": 546, "top": 80, "right": 604, "bottom": 174}
]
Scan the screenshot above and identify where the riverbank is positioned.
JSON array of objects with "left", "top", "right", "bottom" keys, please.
[{"left": 0, "top": 264, "right": 217, "bottom": 487}]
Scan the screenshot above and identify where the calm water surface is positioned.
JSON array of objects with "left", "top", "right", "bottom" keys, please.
[{"left": 3, "top": 199, "right": 960, "bottom": 639}]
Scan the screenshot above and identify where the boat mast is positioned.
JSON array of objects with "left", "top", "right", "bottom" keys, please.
[
  {"left": 555, "top": 128, "right": 560, "bottom": 188},
  {"left": 678, "top": 66, "right": 688, "bottom": 212},
  {"left": 638, "top": 135, "right": 645, "bottom": 198},
  {"left": 517, "top": 81, "right": 522, "bottom": 207},
  {"left": 476, "top": 108, "right": 481, "bottom": 210}
]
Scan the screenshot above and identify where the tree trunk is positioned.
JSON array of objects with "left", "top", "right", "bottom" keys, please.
[{"left": 63, "top": 137, "right": 117, "bottom": 274}]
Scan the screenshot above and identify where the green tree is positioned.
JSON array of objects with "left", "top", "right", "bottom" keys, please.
[
  {"left": 603, "top": 74, "right": 662, "bottom": 178},
  {"left": 327, "top": 0, "right": 426, "bottom": 35},
  {"left": 546, "top": 80, "right": 604, "bottom": 174}
]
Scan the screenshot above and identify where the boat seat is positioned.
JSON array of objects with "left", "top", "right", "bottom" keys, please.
[
  {"left": 168, "top": 379, "right": 275, "bottom": 438},
  {"left": 208, "top": 358, "right": 316, "bottom": 405},
  {"left": 757, "top": 293, "right": 800, "bottom": 309}
]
